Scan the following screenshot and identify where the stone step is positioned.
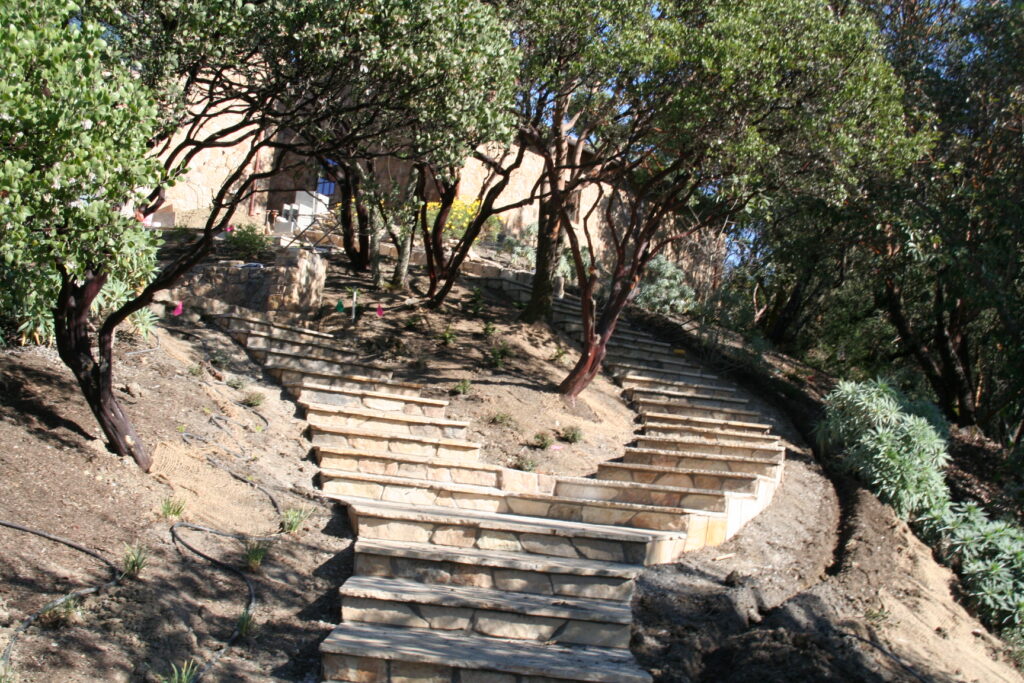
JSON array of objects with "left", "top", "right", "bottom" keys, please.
[
  {"left": 217, "top": 313, "right": 337, "bottom": 346},
  {"left": 641, "top": 420, "right": 781, "bottom": 446},
  {"left": 353, "top": 538, "right": 638, "bottom": 601},
  {"left": 272, "top": 367, "right": 422, "bottom": 396},
  {"left": 302, "top": 401, "right": 470, "bottom": 440},
  {"left": 603, "top": 347, "right": 705, "bottom": 373},
  {"left": 259, "top": 349, "right": 392, "bottom": 381},
  {"left": 634, "top": 434, "right": 783, "bottom": 460},
  {"left": 606, "top": 362, "right": 721, "bottom": 388},
  {"left": 242, "top": 332, "right": 359, "bottom": 365},
  {"left": 623, "top": 447, "right": 783, "bottom": 479},
  {"left": 606, "top": 358, "right": 716, "bottom": 379},
  {"left": 323, "top": 469, "right": 726, "bottom": 534},
  {"left": 553, "top": 475, "right": 736, "bottom": 513},
  {"left": 627, "top": 387, "right": 750, "bottom": 411},
  {"left": 317, "top": 450, "right": 552, "bottom": 493},
  {"left": 340, "top": 576, "right": 633, "bottom": 649},
  {"left": 641, "top": 410, "right": 772, "bottom": 435},
  {"left": 344, "top": 500, "right": 692, "bottom": 565},
  {"left": 320, "top": 622, "right": 652, "bottom": 683},
  {"left": 595, "top": 461, "right": 763, "bottom": 495},
  {"left": 632, "top": 397, "right": 761, "bottom": 422},
  {"left": 619, "top": 374, "right": 738, "bottom": 399},
  {"left": 309, "top": 419, "right": 482, "bottom": 459},
  {"left": 284, "top": 381, "right": 449, "bottom": 417},
  {"left": 555, "top": 320, "right": 674, "bottom": 351}
]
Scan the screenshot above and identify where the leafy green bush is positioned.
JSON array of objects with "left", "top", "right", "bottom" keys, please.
[
  {"left": 633, "top": 254, "right": 695, "bottom": 316},
  {"left": 818, "top": 379, "right": 1024, "bottom": 632},
  {"left": 816, "top": 379, "right": 949, "bottom": 519},
  {"left": 227, "top": 223, "right": 270, "bottom": 261}
]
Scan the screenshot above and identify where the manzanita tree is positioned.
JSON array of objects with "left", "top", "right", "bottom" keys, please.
[
  {"left": 0, "top": 0, "right": 166, "bottom": 467},
  {"left": 554, "top": 0, "right": 916, "bottom": 397}
]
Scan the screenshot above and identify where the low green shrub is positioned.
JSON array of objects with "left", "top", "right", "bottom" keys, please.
[
  {"left": 532, "top": 432, "right": 554, "bottom": 450},
  {"left": 633, "top": 254, "right": 695, "bottom": 316},
  {"left": 226, "top": 223, "right": 270, "bottom": 261},
  {"left": 818, "top": 378, "right": 1024, "bottom": 633}
]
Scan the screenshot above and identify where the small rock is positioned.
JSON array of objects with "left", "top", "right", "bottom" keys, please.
[{"left": 123, "top": 382, "right": 144, "bottom": 398}]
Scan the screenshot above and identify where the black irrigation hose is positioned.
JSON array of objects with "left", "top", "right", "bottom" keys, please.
[
  {"left": 168, "top": 522, "right": 272, "bottom": 682},
  {"left": 179, "top": 432, "right": 281, "bottom": 515},
  {"left": 123, "top": 332, "right": 162, "bottom": 358},
  {"left": 0, "top": 520, "right": 122, "bottom": 671}
]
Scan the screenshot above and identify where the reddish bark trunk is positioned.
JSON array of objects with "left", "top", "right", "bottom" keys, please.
[{"left": 54, "top": 271, "right": 152, "bottom": 471}]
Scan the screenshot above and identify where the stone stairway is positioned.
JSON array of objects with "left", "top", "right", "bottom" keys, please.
[{"left": 212, "top": 302, "right": 785, "bottom": 682}]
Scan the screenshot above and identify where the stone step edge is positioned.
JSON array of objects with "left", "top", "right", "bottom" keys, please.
[
  {"left": 319, "top": 622, "right": 652, "bottom": 683},
  {"left": 341, "top": 575, "right": 632, "bottom": 623},
  {"left": 624, "top": 446, "right": 784, "bottom": 468},
  {"left": 239, "top": 327, "right": 360, "bottom": 358},
  {"left": 301, "top": 400, "right": 470, "bottom": 429},
  {"left": 284, "top": 381, "right": 449, "bottom": 408},
  {"left": 642, "top": 410, "right": 772, "bottom": 432},
  {"left": 316, "top": 446, "right": 482, "bottom": 468},
  {"left": 354, "top": 538, "right": 640, "bottom": 579},
  {"left": 325, "top": 469, "right": 731, "bottom": 518},
  {"left": 266, "top": 364, "right": 421, "bottom": 392},
  {"left": 605, "top": 359, "right": 716, "bottom": 380},
  {"left": 344, "top": 499, "right": 687, "bottom": 544},
  {"left": 215, "top": 311, "right": 336, "bottom": 339},
  {"left": 308, "top": 419, "right": 482, "bottom": 450}
]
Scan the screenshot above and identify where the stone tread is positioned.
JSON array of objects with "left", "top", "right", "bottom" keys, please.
[
  {"left": 642, "top": 411, "right": 772, "bottom": 433},
  {"left": 632, "top": 397, "right": 761, "bottom": 420},
  {"left": 355, "top": 538, "right": 641, "bottom": 579},
  {"left": 624, "top": 446, "right": 783, "bottom": 466},
  {"left": 316, "top": 447, "right": 482, "bottom": 470},
  {"left": 244, "top": 330, "right": 362, "bottom": 359},
  {"left": 267, "top": 365, "right": 420, "bottom": 391},
  {"left": 342, "top": 576, "right": 632, "bottom": 623},
  {"left": 635, "top": 433, "right": 784, "bottom": 453},
  {"left": 641, "top": 421, "right": 782, "bottom": 444},
  {"left": 320, "top": 622, "right": 652, "bottom": 683},
  {"left": 347, "top": 500, "right": 687, "bottom": 544},
  {"left": 555, "top": 474, "right": 740, "bottom": 499},
  {"left": 284, "top": 382, "right": 449, "bottom": 407},
  {"left": 627, "top": 386, "right": 750, "bottom": 406},
  {"left": 597, "top": 461, "right": 765, "bottom": 483},
  {"left": 260, "top": 348, "right": 392, "bottom": 376},
  {"left": 308, "top": 419, "right": 482, "bottom": 450},
  {"left": 329, "top": 469, "right": 731, "bottom": 518},
  {"left": 619, "top": 373, "right": 738, "bottom": 393},
  {"left": 301, "top": 401, "right": 470, "bottom": 428},
  {"left": 603, "top": 349, "right": 705, "bottom": 371},
  {"left": 606, "top": 359, "right": 716, "bottom": 380}
]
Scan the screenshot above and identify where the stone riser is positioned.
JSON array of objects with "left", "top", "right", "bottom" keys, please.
[
  {"left": 221, "top": 317, "right": 335, "bottom": 347},
  {"left": 606, "top": 361, "right": 719, "bottom": 383},
  {"left": 553, "top": 480, "right": 727, "bottom": 513},
  {"left": 623, "top": 450, "right": 781, "bottom": 479},
  {"left": 353, "top": 552, "right": 634, "bottom": 601},
  {"left": 633, "top": 437, "right": 780, "bottom": 460},
  {"left": 603, "top": 350, "right": 703, "bottom": 374},
  {"left": 553, "top": 320, "right": 671, "bottom": 351},
  {"left": 294, "top": 386, "right": 447, "bottom": 418},
  {"left": 319, "top": 452, "right": 553, "bottom": 494},
  {"left": 276, "top": 369, "right": 420, "bottom": 395},
  {"left": 351, "top": 512, "right": 657, "bottom": 565},
  {"left": 594, "top": 465, "right": 760, "bottom": 495},
  {"left": 246, "top": 337, "right": 361, "bottom": 366},
  {"left": 324, "top": 653, "right": 625, "bottom": 683},
  {"left": 323, "top": 475, "right": 699, "bottom": 532},
  {"left": 641, "top": 413, "right": 772, "bottom": 436},
  {"left": 342, "top": 597, "right": 630, "bottom": 649},
  {"left": 306, "top": 410, "right": 468, "bottom": 440},
  {"left": 312, "top": 430, "right": 480, "bottom": 460}
]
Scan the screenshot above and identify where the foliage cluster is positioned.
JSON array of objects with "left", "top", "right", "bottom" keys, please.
[
  {"left": 633, "top": 255, "right": 696, "bottom": 317},
  {"left": 819, "top": 379, "right": 1024, "bottom": 632},
  {"left": 226, "top": 224, "right": 271, "bottom": 262}
]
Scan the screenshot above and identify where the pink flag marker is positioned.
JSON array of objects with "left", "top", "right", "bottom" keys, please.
[
  {"left": 376, "top": 305, "right": 384, "bottom": 318},
  {"left": 171, "top": 301, "right": 183, "bottom": 316}
]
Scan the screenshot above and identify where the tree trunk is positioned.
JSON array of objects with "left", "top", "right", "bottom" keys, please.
[
  {"left": 521, "top": 200, "right": 562, "bottom": 323},
  {"left": 54, "top": 271, "right": 152, "bottom": 471},
  {"left": 390, "top": 226, "right": 414, "bottom": 291},
  {"left": 337, "top": 167, "right": 368, "bottom": 272}
]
